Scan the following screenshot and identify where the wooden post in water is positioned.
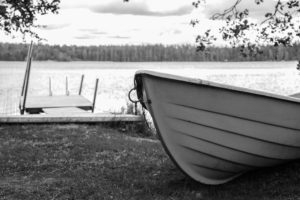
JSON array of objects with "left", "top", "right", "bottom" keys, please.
[
  {"left": 65, "top": 76, "right": 69, "bottom": 96},
  {"left": 92, "top": 78, "right": 99, "bottom": 113},
  {"left": 49, "top": 77, "right": 52, "bottom": 96},
  {"left": 79, "top": 74, "right": 84, "bottom": 95}
]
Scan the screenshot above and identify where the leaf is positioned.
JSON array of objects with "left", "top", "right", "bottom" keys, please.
[{"left": 265, "top": 12, "right": 272, "bottom": 18}]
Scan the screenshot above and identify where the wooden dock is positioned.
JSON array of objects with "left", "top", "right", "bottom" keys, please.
[
  {"left": 19, "top": 43, "right": 99, "bottom": 115},
  {"left": 0, "top": 113, "right": 143, "bottom": 124}
]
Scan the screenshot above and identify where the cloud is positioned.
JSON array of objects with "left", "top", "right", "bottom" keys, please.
[
  {"left": 79, "top": 28, "right": 107, "bottom": 35},
  {"left": 90, "top": 1, "right": 193, "bottom": 16},
  {"left": 173, "top": 29, "right": 182, "bottom": 34},
  {"left": 39, "top": 23, "right": 70, "bottom": 30},
  {"left": 159, "top": 28, "right": 183, "bottom": 36},
  {"left": 74, "top": 34, "right": 99, "bottom": 39},
  {"left": 108, "top": 35, "right": 131, "bottom": 39},
  {"left": 92, "top": 31, "right": 108, "bottom": 35},
  {"left": 130, "top": 28, "right": 140, "bottom": 32}
]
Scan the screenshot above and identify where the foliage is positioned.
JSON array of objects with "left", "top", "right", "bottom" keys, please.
[
  {"left": 192, "top": 0, "right": 300, "bottom": 57},
  {"left": 1, "top": 42, "right": 300, "bottom": 62},
  {"left": 0, "top": 0, "right": 60, "bottom": 39}
]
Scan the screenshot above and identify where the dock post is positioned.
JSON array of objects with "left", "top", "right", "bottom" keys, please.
[
  {"left": 134, "top": 102, "right": 137, "bottom": 115},
  {"left": 79, "top": 74, "right": 84, "bottom": 95},
  {"left": 20, "top": 58, "right": 29, "bottom": 111},
  {"left": 21, "top": 41, "right": 33, "bottom": 97},
  {"left": 49, "top": 77, "right": 52, "bottom": 96},
  {"left": 20, "top": 42, "right": 33, "bottom": 113},
  {"left": 21, "top": 60, "right": 29, "bottom": 97},
  {"left": 21, "top": 56, "right": 33, "bottom": 115},
  {"left": 92, "top": 78, "right": 99, "bottom": 113},
  {"left": 65, "top": 76, "right": 69, "bottom": 96}
]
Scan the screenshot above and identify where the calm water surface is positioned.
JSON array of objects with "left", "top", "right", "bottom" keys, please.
[{"left": 0, "top": 61, "right": 299, "bottom": 115}]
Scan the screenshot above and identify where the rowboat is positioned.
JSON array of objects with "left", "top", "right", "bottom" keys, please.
[{"left": 132, "top": 70, "right": 300, "bottom": 185}]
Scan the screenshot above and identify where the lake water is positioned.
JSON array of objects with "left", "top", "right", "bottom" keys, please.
[{"left": 1, "top": 61, "right": 300, "bottom": 115}]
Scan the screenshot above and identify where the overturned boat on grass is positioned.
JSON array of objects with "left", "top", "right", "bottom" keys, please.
[{"left": 132, "top": 70, "right": 300, "bottom": 185}]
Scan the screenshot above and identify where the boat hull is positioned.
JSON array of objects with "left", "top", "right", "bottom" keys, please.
[{"left": 134, "top": 70, "right": 300, "bottom": 185}]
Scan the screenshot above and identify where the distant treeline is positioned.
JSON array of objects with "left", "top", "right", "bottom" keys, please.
[{"left": 0, "top": 42, "right": 299, "bottom": 62}]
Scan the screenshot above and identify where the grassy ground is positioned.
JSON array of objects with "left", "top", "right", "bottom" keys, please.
[{"left": 0, "top": 124, "right": 300, "bottom": 200}]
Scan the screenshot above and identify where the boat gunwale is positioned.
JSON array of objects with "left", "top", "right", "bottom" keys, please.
[{"left": 135, "top": 70, "right": 300, "bottom": 104}]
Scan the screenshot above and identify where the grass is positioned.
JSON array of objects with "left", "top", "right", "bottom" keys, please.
[{"left": 1, "top": 124, "right": 300, "bottom": 200}]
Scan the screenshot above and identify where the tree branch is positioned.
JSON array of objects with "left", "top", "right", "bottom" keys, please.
[{"left": 192, "top": 0, "right": 300, "bottom": 57}]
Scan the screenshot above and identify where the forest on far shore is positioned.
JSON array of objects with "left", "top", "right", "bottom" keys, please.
[{"left": 0, "top": 42, "right": 299, "bottom": 62}]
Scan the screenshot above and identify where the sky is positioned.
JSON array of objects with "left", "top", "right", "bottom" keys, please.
[{"left": 0, "top": 0, "right": 279, "bottom": 46}]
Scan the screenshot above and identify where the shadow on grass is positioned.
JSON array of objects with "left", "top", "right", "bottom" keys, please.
[{"left": 0, "top": 124, "right": 300, "bottom": 200}]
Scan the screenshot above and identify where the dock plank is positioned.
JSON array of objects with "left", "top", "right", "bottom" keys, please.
[
  {"left": 0, "top": 114, "right": 144, "bottom": 123},
  {"left": 43, "top": 107, "right": 89, "bottom": 115},
  {"left": 20, "top": 95, "right": 93, "bottom": 109}
]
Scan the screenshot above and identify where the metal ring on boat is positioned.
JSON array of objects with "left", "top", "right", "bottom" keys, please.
[{"left": 128, "top": 87, "right": 139, "bottom": 104}]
